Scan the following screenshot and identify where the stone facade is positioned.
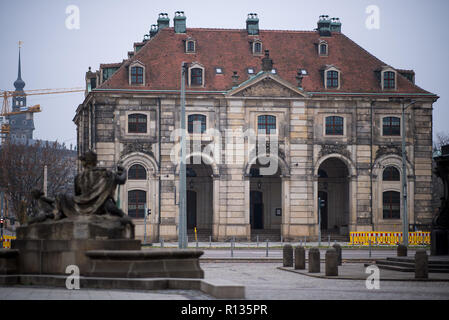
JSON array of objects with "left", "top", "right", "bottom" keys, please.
[{"left": 74, "top": 13, "right": 438, "bottom": 241}]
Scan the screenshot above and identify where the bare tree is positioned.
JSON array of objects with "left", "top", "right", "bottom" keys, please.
[
  {"left": 432, "top": 131, "right": 449, "bottom": 219},
  {"left": 0, "top": 140, "right": 76, "bottom": 224}
]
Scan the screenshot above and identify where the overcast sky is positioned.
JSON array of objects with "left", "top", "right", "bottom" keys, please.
[{"left": 0, "top": 0, "right": 448, "bottom": 146}]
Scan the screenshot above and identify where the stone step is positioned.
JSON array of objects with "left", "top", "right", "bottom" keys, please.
[{"left": 368, "top": 258, "right": 449, "bottom": 273}]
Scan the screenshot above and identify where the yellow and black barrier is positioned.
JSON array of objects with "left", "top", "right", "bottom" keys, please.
[
  {"left": 349, "top": 232, "right": 430, "bottom": 246},
  {"left": 1, "top": 235, "right": 16, "bottom": 249}
]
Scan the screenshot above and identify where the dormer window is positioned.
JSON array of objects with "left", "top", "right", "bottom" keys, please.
[
  {"left": 318, "top": 41, "right": 328, "bottom": 56},
  {"left": 383, "top": 71, "right": 396, "bottom": 89},
  {"left": 252, "top": 41, "right": 263, "bottom": 55},
  {"left": 271, "top": 69, "right": 277, "bottom": 74},
  {"left": 186, "top": 39, "right": 196, "bottom": 53},
  {"left": 324, "top": 68, "right": 340, "bottom": 89},
  {"left": 215, "top": 67, "right": 223, "bottom": 74},
  {"left": 129, "top": 61, "right": 145, "bottom": 85},
  {"left": 381, "top": 67, "right": 397, "bottom": 90},
  {"left": 188, "top": 63, "right": 205, "bottom": 86},
  {"left": 247, "top": 68, "right": 255, "bottom": 75}
]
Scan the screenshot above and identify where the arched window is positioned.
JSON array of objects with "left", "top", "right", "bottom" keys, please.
[
  {"left": 130, "top": 66, "right": 144, "bottom": 84},
  {"left": 383, "top": 116, "right": 400, "bottom": 136},
  {"left": 383, "top": 166, "right": 400, "bottom": 181},
  {"left": 325, "top": 116, "right": 344, "bottom": 135},
  {"left": 186, "top": 40, "right": 195, "bottom": 53},
  {"left": 128, "top": 164, "right": 147, "bottom": 180},
  {"left": 319, "top": 43, "right": 328, "bottom": 55},
  {"left": 190, "top": 68, "right": 203, "bottom": 86},
  {"left": 188, "top": 114, "right": 206, "bottom": 133},
  {"left": 383, "top": 191, "right": 400, "bottom": 219},
  {"left": 326, "top": 70, "right": 339, "bottom": 88},
  {"left": 383, "top": 71, "right": 396, "bottom": 89},
  {"left": 128, "top": 190, "right": 146, "bottom": 218},
  {"left": 257, "top": 115, "right": 276, "bottom": 134},
  {"left": 128, "top": 113, "right": 147, "bottom": 133},
  {"left": 253, "top": 42, "right": 262, "bottom": 54}
]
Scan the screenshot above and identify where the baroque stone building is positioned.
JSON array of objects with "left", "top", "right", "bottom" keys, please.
[{"left": 74, "top": 13, "right": 438, "bottom": 241}]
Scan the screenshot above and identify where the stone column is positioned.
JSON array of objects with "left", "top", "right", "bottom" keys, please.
[
  {"left": 325, "top": 248, "right": 338, "bottom": 276},
  {"left": 283, "top": 244, "right": 293, "bottom": 267},
  {"left": 295, "top": 246, "right": 305, "bottom": 270},
  {"left": 308, "top": 247, "right": 320, "bottom": 273},
  {"left": 415, "top": 249, "right": 428, "bottom": 279}
]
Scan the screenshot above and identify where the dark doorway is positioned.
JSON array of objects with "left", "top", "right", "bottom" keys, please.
[
  {"left": 318, "top": 191, "right": 328, "bottom": 231},
  {"left": 187, "top": 190, "right": 197, "bottom": 229},
  {"left": 250, "top": 191, "right": 264, "bottom": 229}
]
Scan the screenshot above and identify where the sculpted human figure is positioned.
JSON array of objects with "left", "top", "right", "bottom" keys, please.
[
  {"left": 55, "top": 150, "right": 130, "bottom": 220},
  {"left": 27, "top": 189, "right": 57, "bottom": 224}
]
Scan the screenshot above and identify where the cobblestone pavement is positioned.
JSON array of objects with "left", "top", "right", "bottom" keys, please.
[{"left": 203, "top": 263, "right": 449, "bottom": 300}]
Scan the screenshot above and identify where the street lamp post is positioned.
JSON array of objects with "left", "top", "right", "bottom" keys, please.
[
  {"left": 401, "top": 100, "right": 416, "bottom": 247},
  {"left": 178, "top": 62, "right": 188, "bottom": 249}
]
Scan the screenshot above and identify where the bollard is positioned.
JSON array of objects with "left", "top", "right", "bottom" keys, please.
[
  {"left": 283, "top": 244, "right": 293, "bottom": 267},
  {"left": 415, "top": 249, "right": 428, "bottom": 279},
  {"left": 325, "top": 248, "right": 338, "bottom": 276},
  {"left": 369, "top": 239, "right": 372, "bottom": 258},
  {"left": 161, "top": 238, "right": 164, "bottom": 248},
  {"left": 256, "top": 235, "right": 259, "bottom": 247},
  {"left": 209, "top": 235, "right": 211, "bottom": 248},
  {"left": 308, "top": 247, "right": 320, "bottom": 273},
  {"left": 231, "top": 236, "right": 234, "bottom": 257},
  {"left": 266, "top": 239, "right": 269, "bottom": 257},
  {"left": 328, "top": 235, "right": 331, "bottom": 247},
  {"left": 332, "top": 243, "right": 342, "bottom": 265},
  {"left": 281, "top": 235, "right": 283, "bottom": 243},
  {"left": 295, "top": 246, "right": 306, "bottom": 270},
  {"left": 196, "top": 238, "right": 199, "bottom": 249},
  {"left": 397, "top": 244, "right": 408, "bottom": 257}
]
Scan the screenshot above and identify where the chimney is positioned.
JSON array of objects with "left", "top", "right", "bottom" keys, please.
[
  {"left": 157, "top": 13, "right": 170, "bottom": 30},
  {"left": 174, "top": 11, "right": 186, "bottom": 33},
  {"left": 246, "top": 13, "right": 259, "bottom": 35},
  {"left": 330, "top": 17, "right": 342, "bottom": 32},
  {"left": 150, "top": 24, "right": 158, "bottom": 38},
  {"left": 317, "top": 15, "right": 331, "bottom": 36},
  {"left": 261, "top": 50, "right": 273, "bottom": 72}
]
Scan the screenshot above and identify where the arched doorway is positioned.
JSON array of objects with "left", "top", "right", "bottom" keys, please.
[
  {"left": 186, "top": 159, "right": 213, "bottom": 240},
  {"left": 249, "top": 161, "right": 282, "bottom": 240},
  {"left": 318, "top": 157, "right": 350, "bottom": 236}
]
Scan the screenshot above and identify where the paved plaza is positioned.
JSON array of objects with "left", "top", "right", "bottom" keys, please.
[{"left": 1, "top": 245, "right": 448, "bottom": 300}]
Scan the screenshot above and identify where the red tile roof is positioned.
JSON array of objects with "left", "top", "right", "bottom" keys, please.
[{"left": 98, "top": 27, "right": 434, "bottom": 96}]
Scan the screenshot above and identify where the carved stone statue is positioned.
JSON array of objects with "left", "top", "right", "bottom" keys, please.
[{"left": 27, "top": 150, "right": 131, "bottom": 225}]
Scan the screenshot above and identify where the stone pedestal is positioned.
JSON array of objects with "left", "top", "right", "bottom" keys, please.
[
  {"left": 415, "top": 249, "right": 428, "bottom": 279},
  {"left": 397, "top": 244, "right": 408, "bottom": 257},
  {"left": 13, "top": 215, "right": 140, "bottom": 276},
  {"left": 325, "top": 248, "right": 338, "bottom": 276},
  {"left": 13, "top": 239, "right": 140, "bottom": 275},
  {"left": 332, "top": 243, "right": 342, "bottom": 265},
  {"left": 294, "top": 246, "right": 305, "bottom": 270},
  {"left": 308, "top": 248, "right": 320, "bottom": 273},
  {"left": 86, "top": 249, "right": 204, "bottom": 278},
  {"left": 431, "top": 229, "right": 449, "bottom": 256},
  {"left": 283, "top": 244, "right": 293, "bottom": 267}
]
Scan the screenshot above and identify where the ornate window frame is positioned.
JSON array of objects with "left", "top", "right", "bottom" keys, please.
[
  {"left": 188, "top": 63, "right": 205, "bottom": 87},
  {"left": 381, "top": 66, "right": 397, "bottom": 91},
  {"left": 324, "top": 66, "right": 340, "bottom": 89},
  {"left": 128, "top": 60, "right": 146, "bottom": 86}
]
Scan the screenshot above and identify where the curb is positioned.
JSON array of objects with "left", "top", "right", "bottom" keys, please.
[{"left": 277, "top": 267, "right": 449, "bottom": 282}]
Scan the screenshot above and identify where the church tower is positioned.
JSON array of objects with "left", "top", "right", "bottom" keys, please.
[{"left": 9, "top": 45, "right": 35, "bottom": 143}]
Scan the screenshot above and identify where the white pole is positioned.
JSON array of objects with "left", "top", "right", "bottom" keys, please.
[{"left": 43, "top": 165, "right": 48, "bottom": 196}]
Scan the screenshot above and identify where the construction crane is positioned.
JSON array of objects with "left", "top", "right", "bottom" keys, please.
[{"left": 0, "top": 87, "right": 84, "bottom": 141}]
